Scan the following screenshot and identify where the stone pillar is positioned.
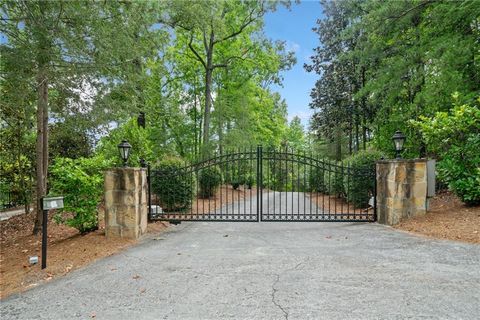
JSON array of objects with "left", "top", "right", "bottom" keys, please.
[
  {"left": 104, "top": 168, "right": 148, "bottom": 239},
  {"left": 376, "top": 159, "right": 427, "bottom": 225}
]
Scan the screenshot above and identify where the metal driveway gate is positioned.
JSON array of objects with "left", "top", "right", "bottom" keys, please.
[{"left": 148, "top": 146, "right": 376, "bottom": 222}]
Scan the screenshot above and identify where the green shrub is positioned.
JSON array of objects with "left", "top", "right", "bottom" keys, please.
[
  {"left": 245, "top": 174, "right": 255, "bottom": 189},
  {"left": 437, "top": 134, "right": 480, "bottom": 205},
  {"left": 411, "top": 99, "right": 480, "bottom": 205},
  {"left": 49, "top": 155, "right": 113, "bottom": 233},
  {"left": 199, "top": 166, "right": 222, "bottom": 198},
  {"left": 96, "top": 118, "right": 154, "bottom": 167},
  {"left": 151, "top": 157, "right": 193, "bottom": 212},
  {"left": 323, "top": 162, "right": 345, "bottom": 196},
  {"left": 308, "top": 165, "right": 326, "bottom": 192},
  {"left": 343, "top": 150, "right": 382, "bottom": 207}
]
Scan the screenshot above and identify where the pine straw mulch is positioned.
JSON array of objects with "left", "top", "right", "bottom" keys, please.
[
  {"left": 0, "top": 185, "right": 255, "bottom": 299},
  {"left": 394, "top": 191, "right": 480, "bottom": 244},
  {"left": 0, "top": 210, "right": 169, "bottom": 299}
]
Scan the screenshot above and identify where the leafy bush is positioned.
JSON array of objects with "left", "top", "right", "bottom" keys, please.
[
  {"left": 343, "top": 150, "right": 382, "bottom": 207},
  {"left": 231, "top": 181, "right": 241, "bottom": 190},
  {"left": 199, "top": 166, "right": 222, "bottom": 198},
  {"left": 308, "top": 165, "right": 326, "bottom": 192},
  {"left": 412, "top": 99, "right": 480, "bottom": 205},
  {"left": 245, "top": 174, "right": 255, "bottom": 189},
  {"left": 96, "top": 118, "right": 154, "bottom": 167},
  {"left": 151, "top": 157, "right": 193, "bottom": 212},
  {"left": 436, "top": 135, "right": 480, "bottom": 205},
  {"left": 323, "top": 162, "right": 345, "bottom": 196},
  {"left": 49, "top": 155, "right": 113, "bottom": 233}
]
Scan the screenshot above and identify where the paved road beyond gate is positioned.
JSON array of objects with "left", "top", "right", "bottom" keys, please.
[{"left": 148, "top": 146, "right": 376, "bottom": 222}]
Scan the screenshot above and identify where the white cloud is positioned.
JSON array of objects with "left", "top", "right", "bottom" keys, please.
[
  {"left": 288, "top": 110, "right": 312, "bottom": 124},
  {"left": 286, "top": 41, "right": 301, "bottom": 53}
]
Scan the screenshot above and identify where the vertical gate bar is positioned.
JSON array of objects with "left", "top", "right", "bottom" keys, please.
[
  {"left": 347, "top": 162, "right": 351, "bottom": 220},
  {"left": 259, "top": 145, "right": 263, "bottom": 221},
  {"left": 285, "top": 145, "right": 288, "bottom": 219},
  {"left": 147, "top": 163, "right": 152, "bottom": 221},
  {"left": 315, "top": 154, "right": 319, "bottom": 220},
  {"left": 267, "top": 149, "right": 270, "bottom": 220},
  {"left": 196, "top": 163, "right": 199, "bottom": 220},
  {"left": 238, "top": 149, "right": 241, "bottom": 220},
  {"left": 250, "top": 146, "right": 253, "bottom": 219},
  {"left": 278, "top": 147, "right": 281, "bottom": 219},
  {"left": 243, "top": 148, "right": 246, "bottom": 220},
  {"left": 340, "top": 162, "right": 344, "bottom": 219},
  {"left": 227, "top": 152, "right": 230, "bottom": 219},
  {"left": 297, "top": 152, "right": 300, "bottom": 219},
  {"left": 320, "top": 156, "right": 323, "bottom": 219},
  {"left": 207, "top": 164, "right": 210, "bottom": 219},
  {"left": 220, "top": 153, "right": 223, "bottom": 219},
  {"left": 373, "top": 166, "right": 377, "bottom": 221},
  {"left": 303, "top": 151, "right": 306, "bottom": 220},
  {"left": 230, "top": 148, "right": 236, "bottom": 220},
  {"left": 328, "top": 160, "right": 331, "bottom": 220},
  {"left": 291, "top": 148, "right": 294, "bottom": 219},
  {"left": 353, "top": 164, "right": 356, "bottom": 221},
  {"left": 308, "top": 150, "right": 318, "bottom": 220},
  {"left": 189, "top": 163, "right": 192, "bottom": 220},
  {"left": 273, "top": 148, "right": 276, "bottom": 220},
  {"left": 214, "top": 153, "right": 217, "bottom": 220},
  {"left": 256, "top": 145, "right": 260, "bottom": 221},
  {"left": 334, "top": 162, "right": 337, "bottom": 218}
]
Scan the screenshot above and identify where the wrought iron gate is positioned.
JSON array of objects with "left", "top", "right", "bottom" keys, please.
[{"left": 148, "top": 146, "right": 376, "bottom": 222}]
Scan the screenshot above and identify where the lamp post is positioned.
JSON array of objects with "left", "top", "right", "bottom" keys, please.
[
  {"left": 117, "top": 140, "right": 132, "bottom": 167},
  {"left": 392, "top": 130, "right": 406, "bottom": 159}
]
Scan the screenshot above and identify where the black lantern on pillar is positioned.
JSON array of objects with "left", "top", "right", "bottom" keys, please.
[
  {"left": 117, "top": 140, "right": 132, "bottom": 167},
  {"left": 392, "top": 130, "right": 406, "bottom": 159}
]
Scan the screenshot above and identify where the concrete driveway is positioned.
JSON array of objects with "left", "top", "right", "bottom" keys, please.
[{"left": 2, "top": 220, "right": 479, "bottom": 319}]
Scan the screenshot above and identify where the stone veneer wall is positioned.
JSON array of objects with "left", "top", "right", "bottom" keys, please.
[
  {"left": 104, "top": 168, "right": 148, "bottom": 239},
  {"left": 376, "top": 159, "right": 427, "bottom": 225}
]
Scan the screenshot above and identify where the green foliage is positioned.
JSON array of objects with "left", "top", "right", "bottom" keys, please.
[
  {"left": 245, "top": 174, "right": 255, "bottom": 189},
  {"left": 49, "top": 155, "right": 113, "bottom": 233},
  {"left": 307, "top": 0, "right": 480, "bottom": 159},
  {"left": 199, "top": 166, "right": 222, "bottom": 198},
  {"left": 412, "top": 101, "right": 480, "bottom": 204},
  {"left": 344, "top": 150, "right": 382, "bottom": 207},
  {"left": 151, "top": 158, "right": 193, "bottom": 212},
  {"left": 323, "top": 163, "right": 345, "bottom": 196},
  {"left": 96, "top": 118, "right": 154, "bottom": 167},
  {"left": 283, "top": 116, "right": 306, "bottom": 151},
  {"left": 49, "top": 121, "right": 92, "bottom": 159},
  {"left": 308, "top": 165, "right": 326, "bottom": 193}
]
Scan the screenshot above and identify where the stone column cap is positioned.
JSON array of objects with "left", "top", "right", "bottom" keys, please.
[{"left": 376, "top": 158, "right": 429, "bottom": 164}]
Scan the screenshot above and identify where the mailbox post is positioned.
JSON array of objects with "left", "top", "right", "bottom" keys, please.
[{"left": 41, "top": 196, "right": 64, "bottom": 269}]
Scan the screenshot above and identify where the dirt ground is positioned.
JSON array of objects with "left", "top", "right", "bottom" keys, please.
[
  {"left": 0, "top": 210, "right": 169, "bottom": 299},
  {"left": 395, "top": 191, "right": 480, "bottom": 244},
  {"left": 0, "top": 185, "right": 252, "bottom": 299},
  {"left": 310, "top": 193, "right": 374, "bottom": 220}
]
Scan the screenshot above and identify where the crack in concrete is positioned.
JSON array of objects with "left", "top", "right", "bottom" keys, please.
[
  {"left": 270, "top": 259, "right": 308, "bottom": 320},
  {"left": 271, "top": 273, "right": 289, "bottom": 320}
]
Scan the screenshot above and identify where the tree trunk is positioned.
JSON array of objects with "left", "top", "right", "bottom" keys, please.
[
  {"left": 33, "top": 69, "right": 48, "bottom": 234},
  {"left": 202, "top": 67, "right": 213, "bottom": 156},
  {"left": 201, "top": 31, "right": 215, "bottom": 157},
  {"left": 33, "top": 3, "right": 49, "bottom": 234},
  {"left": 335, "top": 126, "right": 342, "bottom": 161}
]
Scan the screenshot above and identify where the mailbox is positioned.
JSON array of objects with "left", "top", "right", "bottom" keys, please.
[{"left": 42, "top": 196, "right": 64, "bottom": 210}]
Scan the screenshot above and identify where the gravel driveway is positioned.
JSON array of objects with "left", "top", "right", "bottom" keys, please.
[{"left": 2, "top": 196, "right": 479, "bottom": 319}]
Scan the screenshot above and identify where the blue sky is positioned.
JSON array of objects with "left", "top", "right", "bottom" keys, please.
[{"left": 264, "top": 1, "right": 323, "bottom": 128}]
